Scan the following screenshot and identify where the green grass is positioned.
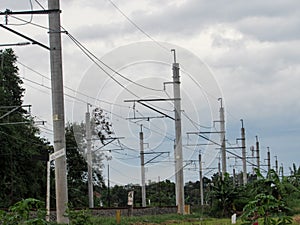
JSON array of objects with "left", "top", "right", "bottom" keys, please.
[
  {"left": 90, "top": 214, "right": 238, "bottom": 225},
  {"left": 91, "top": 213, "right": 194, "bottom": 224},
  {"left": 89, "top": 213, "right": 300, "bottom": 225}
]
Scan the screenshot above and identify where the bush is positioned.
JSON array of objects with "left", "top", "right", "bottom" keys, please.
[{"left": 0, "top": 198, "right": 47, "bottom": 225}]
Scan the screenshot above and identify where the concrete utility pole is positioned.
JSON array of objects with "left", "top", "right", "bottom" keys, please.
[
  {"left": 267, "top": 147, "right": 271, "bottom": 172},
  {"left": 107, "top": 164, "right": 110, "bottom": 207},
  {"left": 256, "top": 136, "right": 260, "bottom": 171},
  {"left": 198, "top": 154, "right": 204, "bottom": 206},
  {"left": 218, "top": 98, "right": 226, "bottom": 179},
  {"left": 171, "top": 49, "right": 185, "bottom": 214},
  {"left": 218, "top": 160, "right": 221, "bottom": 176},
  {"left": 275, "top": 156, "right": 278, "bottom": 174},
  {"left": 86, "top": 104, "right": 94, "bottom": 208},
  {"left": 48, "top": 0, "right": 68, "bottom": 223},
  {"left": 140, "top": 125, "right": 146, "bottom": 207},
  {"left": 233, "top": 168, "right": 236, "bottom": 186},
  {"left": 250, "top": 146, "right": 255, "bottom": 174},
  {"left": 46, "top": 160, "right": 51, "bottom": 222},
  {"left": 241, "top": 119, "right": 247, "bottom": 185},
  {"left": 280, "top": 163, "right": 284, "bottom": 179}
]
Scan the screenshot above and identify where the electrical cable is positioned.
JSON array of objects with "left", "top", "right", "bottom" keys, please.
[
  {"left": 2, "top": 1, "right": 271, "bottom": 179},
  {"left": 21, "top": 74, "right": 177, "bottom": 145},
  {"left": 3, "top": 0, "right": 34, "bottom": 26},
  {"left": 0, "top": 130, "right": 50, "bottom": 148},
  {"left": 105, "top": 0, "right": 226, "bottom": 109},
  {"left": 106, "top": 0, "right": 170, "bottom": 53},
  {"left": 6, "top": 9, "right": 262, "bottom": 177},
  {"left": 66, "top": 33, "right": 163, "bottom": 92},
  {"left": 18, "top": 61, "right": 131, "bottom": 109},
  {"left": 164, "top": 89, "right": 213, "bottom": 129},
  {"left": 67, "top": 33, "right": 139, "bottom": 98},
  {"left": 109, "top": 165, "right": 140, "bottom": 182},
  {"left": 34, "top": 0, "right": 46, "bottom": 10}
]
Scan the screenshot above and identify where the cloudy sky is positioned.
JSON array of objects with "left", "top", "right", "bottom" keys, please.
[{"left": 1, "top": 0, "right": 299, "bottom": 186}]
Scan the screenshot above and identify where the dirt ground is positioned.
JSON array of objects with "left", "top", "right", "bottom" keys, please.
[{"left": 293, "top": 215, "right": 300, "bottom": 224}]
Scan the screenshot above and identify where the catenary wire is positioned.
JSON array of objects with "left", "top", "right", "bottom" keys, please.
[
  {"left": 20, "top": 74, "right": 177, "bottom": 144},
  {"left": 7, "top": 4, "right": 260, "bottom": 175},
  {"left": 3, "top": 1, "right": 269, "bottom": 177},
  {"left": 2, "top": 0, "right": 33, "bottom": 26},
  {"left": 18, "top": 61, "right": 131, "bottom": 109},
  {"left": 106, "top": 0, "right": 170, "bottom": 53},
  {"left": 66, "top": 33, "right": 163, "bottom": 92}
]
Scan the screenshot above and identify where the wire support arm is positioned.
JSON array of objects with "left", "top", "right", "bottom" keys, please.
[
  {"left": 0, "top": 9, "right": 60, "bottom": 15},
  {"left": 0, "top": 24, "right": 50, "bottom": 50},
  {"left": 143, "top": 152, "right": 169, "bottom": 165}
]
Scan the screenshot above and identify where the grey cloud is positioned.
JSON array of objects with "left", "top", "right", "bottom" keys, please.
[
  {"left": 0, "top": 0, "right": 31, "bottom": 11},
  {"left": 72, "top": 22, "right": 136, "bottom": 40},
  {"left": 67, "top": 0, "right": 300, "bottom": 43},
  {"left": 209, "top": 39, "right": 300, "bottom": 82},
  {"left": 129, "top": 0, "right": 300, "bottom": 41},
  {"left": 235, "top": 15, "right": 300, "bottom": 42}
]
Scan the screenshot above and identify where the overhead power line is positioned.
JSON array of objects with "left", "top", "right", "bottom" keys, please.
[
  {"left": 106, "top": 0, "right": 169, "bottom": 52},
  {"left": 18, "top": 61, "right": 130, "bottom": 109},
  {"left": 20, "top": 72, "right": 176, "bottom": 144},
  {"left": 66, "top": 33, "right": 163, "bottom": 92}
]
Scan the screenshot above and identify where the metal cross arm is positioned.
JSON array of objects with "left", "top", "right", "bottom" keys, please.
[
  {"left": 142, "top": 151, "right": 169, "bottom": 165},
  {"left": 226, "top": 147, "right": 242, "bottom": 149},
  {"left": 138, "top": 101, "right": 175, "bottom": 120},
  {"left": 196, "top": 133, "right": 221, "bottom": 147},
  {"left": 92, "top": 137, "right": 124, "bottom": 152},
  {"left": 126, "top": 116, "right": 165, "bottom": 121},
  {"left": 0, "top": 24, "right": 50, "bottom": 50},
  {"left": 124, "top": 98, "right": 180, "bottom": 102},
  {"left": 0, "top": 9, "right": 61, "bottom": 15},
  {"left": 124, "top": 98, "right": 177, "bottom": 120},
  {"left": 0, "top": 104, "right": 31, "bottom": 120}
]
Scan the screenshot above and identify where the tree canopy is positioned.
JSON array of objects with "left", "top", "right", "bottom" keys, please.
[{"left": 0, "top": 49, "right": 51, "bottom": 207}]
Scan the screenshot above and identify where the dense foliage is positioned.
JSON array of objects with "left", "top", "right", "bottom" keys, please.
[
  {"left": 0, "top": 49, "right": 50, "bottom": 208},
  {"left": 0, "top": 198, "right": 48, "bottom": 225}
]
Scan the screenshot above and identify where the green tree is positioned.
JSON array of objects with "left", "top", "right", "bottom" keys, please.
[
  {"left": 109, "top": 185, "right": 127, "bottom": 207},
  {"left": 241, "top": 169, "right": 294, "bottom": 225},
  {"left": 208, "top": 173, "right": 238, "bottom": 217},
  {"left": 146, "top": 180, "right": 175, "bottom": 206},
  {"left": 65, "top": 123, "right": 89, "bottom": 207},
  {"left": 65, "top": 122, "right": 105, "bottom": 207},
  {"left": 288, "top": 163, "right": 300, "bottom": 187},
  {"left": 0, "top": 49, "right": 50, "bottom": 208}
]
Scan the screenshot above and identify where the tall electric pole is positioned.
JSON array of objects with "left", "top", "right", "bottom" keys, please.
[
  {"left": 250, "top": 146, "right": 255, "bottom": 174},
  {"left": 140, "top": 125, "right": 146, "bottom": 207},
  {"left": 46, "top": 160, "right": 51, "bottom": 222},
  {"left": 267, "top": 147, "right": 271, "bottom": 172},
  {"left": 107, "top": 164, "right": 110, "bottom": 207},
  {"left": 241, "top": 119, "right": 247, "bottom": 185},
  {"left": 218, "top": 159, "right": 221, "bottom": 176},
  {"left": 256, "top": 136, "right": 260, "bottom": 171},
  {"left": 48, "top": 0, "right": 68, "bottom": 223},
  {"left": 280, "top": 163, "right": 284, "bottom": 179},
  {"left": 218, "top": 98, "right": 226, "bottom": 179},
  {"left": 86, "top": 104, "right": 94, "bottom": 208},
  {"left": 233, "top": 167, "right": 236, "bottom": 186},
  {"left": 199, "top": 154, "right": 204, "bottom": 206},
  {"left": 171, "top": 49, "right": 185, "bottom": 214},
  {"left": 275, "top": 156, "right": 278, "bottom": 174}
]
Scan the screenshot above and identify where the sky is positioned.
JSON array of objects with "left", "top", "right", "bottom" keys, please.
[{"left": 0, "top": 0, "right": 299, "bottom": 187}]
